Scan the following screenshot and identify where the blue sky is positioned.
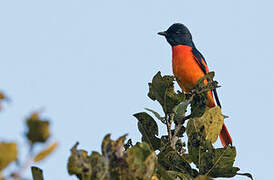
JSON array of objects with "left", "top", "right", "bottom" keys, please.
[{"left": 0, "top": 0, "right": 273, "bottom": 179}]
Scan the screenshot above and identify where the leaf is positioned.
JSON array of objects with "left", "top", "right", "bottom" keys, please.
[
  {"left": 190, "top": 72, "right": 219, "bottom": 118},
  {"left": 167, "top": 171, "right": 193, "bottom": 180},
  {"left": 26, "top": 112, "right": 50, "bottom": 143},
  {"left": 190, "top": 93, "right": 208, "bottom": 118},
  {"left": 145, "top": 108, "right": 165, "bottom": 124},
  {"left": 186, "top": 112, "right": 239, "bottom": 178},
  {"left": 134, "top": 112, "right": 161, "bottom": 150},
  {"left": 101, "top": 134, "right": 127, "bottom": 159},
  {"left": 206, "top": 147, "right": 239, "bottom": 178},
  {"left": 211, "top": 147, "right": 236, "bottom": 171},
  {"left": 148, "top": 72, "right": 184, "bottom": 114},
  {"left": 135, "top": 112, "right": 158, "bottom": 136},
  {"left": 155, "top": 163, "right": 174, "bottom": 180},
  {"left": 34, "top": 142, "right": 58, "bottom": 162},
  {"left": 194, "top": 175, "right": 212, "bottom": 180},
  {"left": 100, "top": 134, "right": 139, "bottom": 179},
  {"left": 193, "top": 72, "right": 215, "bottom": 90},
  {"left": 173, "top": 101, "right": 189, "bottom": 124},
  {"left": 191, "top": 107, "right": 224, "bottom": 143},
  {"left": 186, "top": 115, "right": 214, "bottom": 167},
  {"left": 31, "top": 166, "right": 44, "bottom": 180},
  {"left": 237, "top": 172, "right": 254, "bottom": 180},
  {"left": 0, "top": 142, "right": 18, "bottom": 171},
  {"left": 158, "top": 146, "right": 198, "bottom": 178},
  {"left": 174, "top": 139, "right": 185, "bottom": 154},
  {"left": 181, "top": 154, "right": 193, "bottom": 164},
  {"left": 89, "top": 151, "right": 109, "bottom": 179},
  {"left": 126, "top": 142, "right": 156, "bottom": 180},
  {"left": 67, "top": 142, "right": 92, "bottom": 179},
  {"left": 151, "top": 175, "right": 160, "bottom": 180}
]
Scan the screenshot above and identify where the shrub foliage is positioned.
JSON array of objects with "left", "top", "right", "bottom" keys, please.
[{"left": 66, "top": 71, "right": 252, "bottom": 180}]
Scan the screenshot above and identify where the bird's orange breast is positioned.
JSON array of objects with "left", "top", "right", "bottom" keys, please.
[
  {"left": 172, "top": 45, "right": 205, "bottom": 91},
  {"left": 172, "top": 45, "right": 215, "bottom": 107}
]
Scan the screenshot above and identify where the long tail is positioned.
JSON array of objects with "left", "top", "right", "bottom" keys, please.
[
  {"left": 211, "top": 89, "right": 233, "bottom": 147},
  {"left": 219, "top": 124, "right": 233, "bottom": 147}
]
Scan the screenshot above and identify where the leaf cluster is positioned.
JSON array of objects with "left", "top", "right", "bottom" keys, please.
[
  {"left": 0, "top": 100, "right": 57, "bottom": 180},
  {"left": 67, "top": 135, "right": 157, "bottom": 180},
  {"left": 66, "top": 71, "right": 252, "bottom": 180}
]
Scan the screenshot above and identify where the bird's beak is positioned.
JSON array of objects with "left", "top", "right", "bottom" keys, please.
[{"left": 157, "top": 31, "right": 167, "bottom": 36}]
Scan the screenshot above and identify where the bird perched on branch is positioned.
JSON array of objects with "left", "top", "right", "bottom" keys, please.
[{"left": 158, "top": 23, "right": 232, "bottom": 147}]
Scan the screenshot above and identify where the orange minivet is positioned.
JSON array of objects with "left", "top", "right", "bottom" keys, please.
[{"left": 158, "top": 23, "right": 232, "bottom": 147}]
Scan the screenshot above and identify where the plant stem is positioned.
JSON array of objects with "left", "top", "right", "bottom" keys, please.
[
  {"left": 172, "top": 113, "right": 191, "bottom": 150},
  {"left": 163, "top": 88, "right": 172, "bottom": 144},
  {"left": 165, "top": 114, "right": 172, "bottom": 144}
]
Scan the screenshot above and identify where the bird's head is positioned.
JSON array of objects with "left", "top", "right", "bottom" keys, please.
[{"left": 158, "top": 23, "right": 193, "bottom": 47}]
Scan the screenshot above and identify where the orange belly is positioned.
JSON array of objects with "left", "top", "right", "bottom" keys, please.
[{"left": 172, "top": 45, "right": 215, "bottom": 107}]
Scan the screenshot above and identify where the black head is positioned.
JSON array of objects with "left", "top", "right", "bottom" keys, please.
[{"left": 158, "top": 23, "right": 193, "bottom": 47}]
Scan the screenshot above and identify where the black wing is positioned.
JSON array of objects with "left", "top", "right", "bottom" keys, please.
[
  {"left": 192, "top": 46, "right": 222, "bottom": 108},
  {"left": 192, "top": 47, "right": 208, "bottom": 75}
]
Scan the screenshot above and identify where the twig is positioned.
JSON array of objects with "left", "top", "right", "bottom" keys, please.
[
  {"left": 180, "top": 114, "right": 191, "bottom": 123},
  {"left": 13, "top": 143, "right": 35, "bottom": 180},
  {"left": 165, "top": 114, "right": 172, "bottom": 144},
  {"left": 171, "top": 114, "right": 190, "bottom": 148},
  {"left": 164, "top": 89, "right": 172, "bottom": 144}
]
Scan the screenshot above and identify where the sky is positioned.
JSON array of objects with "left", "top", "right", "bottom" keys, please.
[{"left": 0, "top": 0, "right": 273, "bottom": 179}]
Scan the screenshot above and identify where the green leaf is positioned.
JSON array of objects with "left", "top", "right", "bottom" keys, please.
[
  {"left": 186, "top": 111, "right": 239, "bottom": 178},
  {"left": 186, "top": 115, "right": 239, "bottom": 178},
  {"left": 0, "top": 142, "right": 18, "bottom": 171},
  {"left": 186, "top": 107, "right": 225, "bottom": 169},
  {"left": 174, "top": 139, "right": 185, "bottom": 154},
  {"left": 168, "top": 171, "right": 193, "bottom": 180},
  {"left": 237, "top": 172, "right": 254, "bottom": 180},
  {"left": 89, "top": 151, "right": 109, "bottom": 180},
  {"left": 181, "top": 154, "right": 193, "bottom": 164},
  {"left": 194, "top": 175, "right": 212, "bottom": 180},
  {"left": 26, "top": 113, "right": 50, "bottom": 144},
  {"left": 173, "top": 101, "right": 189, "bottom": 124},
  {"left": 158, "top": 146, "right": 198, "bottom": 178},
  {"left": 67, "top": 142, "right": 92, "bottom": 179},
  {"left": 193, "top": 72, "right": 215, "bottom": 90},
  {"left": 189, "top": 72, "right": 219, "bottom": 118},
  {"left": 190, "top": 93, "right": 208, "bottom": 118},
  {"left": 191, "top": 107, "right": 224, "bottom": 144},
  {"left": 186, "top": 115, "right": 213, "bottom": 167},
  {"left": 126, "top": 142, "right": 156, "bottom": 180},
  {"left": 134, "top": 112, "right": 161, "bottom": 150},
  {"left": 148, "top": 71, "right": 184, "bottom": 114},
  {"left": 155, "top": 163, "right": 174, "bottom": 180},
  {"left": 101, "top": 134, "right": 127, "bottom": 159},
  {"left": 145, "top": 108, "right": 165, "bottom": 124},
  {"left": 206, "top": 147, "right": 239, "bottom": 178},
  {"left": 31, "top": 166, "right": 44, "bottom": 180}
]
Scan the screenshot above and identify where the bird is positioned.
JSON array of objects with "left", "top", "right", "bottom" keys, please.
[{"left": 158, "top": 23, "right": 232, "bottom": 147}]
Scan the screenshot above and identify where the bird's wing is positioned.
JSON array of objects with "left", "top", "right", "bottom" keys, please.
[
  {"left": 192, "top": 47, "right": 208, "bottom": 75},
  {"left": 192, "top": 47, "right": 222, "bottom": 108}
]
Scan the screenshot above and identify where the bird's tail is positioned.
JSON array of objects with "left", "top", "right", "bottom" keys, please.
[{"left": 219, "top": 124, "right": 232, "bottom": 147}]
